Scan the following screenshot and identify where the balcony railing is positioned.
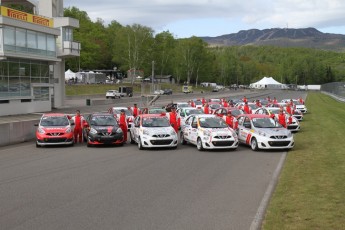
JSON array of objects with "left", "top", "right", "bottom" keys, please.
[{"left": 57, "top": 41, "right": 81, "bottom": 58}]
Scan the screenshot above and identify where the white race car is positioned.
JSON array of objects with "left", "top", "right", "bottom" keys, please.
[
  {"left": 255, "top": 107, "right": 301, "bottom": 132},
  {"left": 237, "top": 114, "right": 294, "bottom": 151},
  {"left": 130, "top": 114, "right": 178, "bottom": 150},
  {"left": 281, "top": 99, "right": 308, "bottom": 113},
  {"left": 176, "top": 107, "right": 204, "bottom": 126},
  {"left": 180, "top": 114, "right": 239, "bottom": 151}
]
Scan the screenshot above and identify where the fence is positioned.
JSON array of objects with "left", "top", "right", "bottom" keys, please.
[{"left": 321, "top": 82, "right": 345, "bottom": 102}]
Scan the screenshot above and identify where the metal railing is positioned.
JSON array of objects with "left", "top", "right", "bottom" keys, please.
[{"left": 321, "top": 82, "right": 345, "bottom": 102}]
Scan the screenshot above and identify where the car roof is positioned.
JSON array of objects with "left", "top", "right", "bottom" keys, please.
[
  {"left": 139, "top": 114, "right": 167, "bottom": 118},
  {"left": 42, "top": 113, "right": 66, "bottom": 117},
  {"left": 238, "top": 114, "right": 270, "bottom": 119},
  {"left": 111, "top": 107, "right": 129, "bottom": 110}
]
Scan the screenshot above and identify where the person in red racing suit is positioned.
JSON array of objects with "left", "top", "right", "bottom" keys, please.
[
  {"left": 71, "top": 110, "right": 85, "bottom": 143},
  {"left": 203, "top": 103, "right": 211, "bottom": 114},
  {"left": 168, "top": 107, "right": 180, "bottom": 133},
  {"left": 118, "top": 109, "right": 128, "bottom": 142},
  {"left": 277, "top": 109, "right": 287, "bottom": 128},
  {"left": 243, "top": 102, "right": 252, "bottom": 114},
  {"left": 224, "top": 111, "right": 238, "bottom": 129},
  {"left": 131, "top": 103, "right": 140, "bottom": 118}
]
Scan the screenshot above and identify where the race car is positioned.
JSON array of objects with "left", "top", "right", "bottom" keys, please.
[
  {"left": 255, "top": 107, "right": 301, "bottom": 132},
  {"left": 237, "top": 114, "right": 295, "bottom": 151},
  {"left": 108, "top": 106, "right": 134, "bottom": 129},
  {"left": 180, "top": 114, "right": 239, "bottom": 151},
  {"left": 141, "top": 107, "right": 167, "bottom": 115},
  {"left": 235, "top": 102, "right": 260, "bottom": 114},
  {"left": 176, "top": 107, "right": 204, "bottom": 126},
  {"left": 82, "top": 113, "right": 124, "bottom": 147},
  {"left": 35, "top": 113, "right": 74, "bottom": 147},
  {"left": 213, "top": 107, "right": 244, "bottom": 118},
  {"left": 130, "top": 114, "right": 178, "bottom": 150},
  {"left": 281, "top": 99, "right": 308, "bottom": 113}
]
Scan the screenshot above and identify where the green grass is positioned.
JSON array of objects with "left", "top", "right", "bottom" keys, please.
[
  {"left": 65, "top": 83, "right": 212, "bottom": 96},
  {"left": 262, "top": 92, "right": 345, "bottom": 230}
]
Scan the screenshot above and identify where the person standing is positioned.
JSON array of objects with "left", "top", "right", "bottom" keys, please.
[
  {"left": 277, "top": 109, "right": 287, "bottom": 128},
  {"left": 243, "top": 102, "right": 252, "bottom": 114},
  {"left": 168, "top": 107, "right": 180, "bottom": 133},
  {"left": 201, "top": 97, "right": 206, "bottom": 105},
  {"left": 242, "top": 96, "right": 248, "bottom": 103},
  {"left": 190, "top": 100, "right": 196, "bottom": 107},
  {"left": 118, "top": 109, "right": 128, "bottom": 143},
  {"left": 222, "top": 98, "right": 228, "bottom": 107},
  {"left": 224, "top": 111, "right": 238, "bottom": 129},
  {"left": 71, "top": 110, "right": 85, "bottom": 143},
  {"left": 131, "top": 103, "right": 140, "bottom": 118},
  {"left": 203, "top": 103, "right": 210, "bottom": 114}
]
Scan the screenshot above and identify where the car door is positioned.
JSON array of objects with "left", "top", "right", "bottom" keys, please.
[
  {"left": 182, "top": 115, "right": 194, "bottom": 143},
  {"left": 189, "top": 116, "right": 199, "bottom": 144},
  {"left": 131, "top": 116, "right": 140, "bottom": 143},
  {"left": 238, "top": 116, "right": 252, "bottom": 145}
]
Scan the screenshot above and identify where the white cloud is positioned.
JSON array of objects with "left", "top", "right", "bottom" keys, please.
[{"left": 63, "top": 0, "right": 345, "bottom": 37}]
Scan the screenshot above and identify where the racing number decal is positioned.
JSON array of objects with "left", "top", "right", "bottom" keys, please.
[{"left": 245, "top": 133, "right": 252, "bottom": 145}]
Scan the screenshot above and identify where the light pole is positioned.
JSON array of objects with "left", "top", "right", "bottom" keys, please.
[{"left": 151, "top": 60, "right": 155, "bottom": 93}]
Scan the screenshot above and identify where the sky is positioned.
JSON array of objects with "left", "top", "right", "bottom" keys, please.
[{"left": 63, "top": 0, "right": 345, "bottom": 38}]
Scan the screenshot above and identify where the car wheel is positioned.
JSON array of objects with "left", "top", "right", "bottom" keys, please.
[
  {"left": 251, "top": 137, "right": 258, "bottom": 151},
  {"left": 180, "top": 132, "right": 187, "bottom": 145},
  {"left": 196, "top": 137, "right": 204, "bottom": 151},
  {"left": 106, "top": 96, "right": 109, "bottom": 99},
  {"left": 138, "top": 137, "right": 144, "bottom": 150},
  {"left": 130, "top": 132, "right": 135, "bottom": 144}
]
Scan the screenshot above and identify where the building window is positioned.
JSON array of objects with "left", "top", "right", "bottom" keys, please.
[
  {"left": 16, "top": 28, "right": 26, "bottom": 52},
  {"left": 62, "top": 27, "right": 73, "bottom": 41}
]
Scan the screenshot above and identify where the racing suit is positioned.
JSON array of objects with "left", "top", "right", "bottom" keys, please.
[
  {"left": 71, "top": 114, "right": 85, "bottom": 143},
  {"left": 243, "top": 105, "right": 252, "bottom": 114},
  {"left": 224, "top": 115, "right": 238, "bottom": 129},
  {"left": 278, "top": 113, "right": 287, "bottom": 128},
  {"left": 118, "top": 114, "right": 128, "bottom": 142},
  {"left": 168, "top": 111, "right": 180, "bottom": 133}
]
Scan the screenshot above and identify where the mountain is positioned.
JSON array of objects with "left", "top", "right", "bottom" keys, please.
[{"left": 200, "top": 28, "right": 345, "bottom": 52}]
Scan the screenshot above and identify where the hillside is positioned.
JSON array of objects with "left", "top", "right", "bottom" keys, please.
[{"left": 200, "top": 28, "right": 345, "bottom": 52}]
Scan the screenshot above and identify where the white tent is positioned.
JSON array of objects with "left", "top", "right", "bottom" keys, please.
[
  {"left": 65, "top": 69, "right": 76, "bottom": 81},
  {"left": 249, "top": 77, "right": 285, "bottom": 89}
]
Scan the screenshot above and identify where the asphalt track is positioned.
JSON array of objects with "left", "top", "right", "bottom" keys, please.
[{"left": 0, "top": 89, "right": 307, "bottom": 230}]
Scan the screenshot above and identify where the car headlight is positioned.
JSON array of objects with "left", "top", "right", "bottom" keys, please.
[
  {"left": 258, "top": 130, "right": 266, "bottom": 136},
  {"left": 37, "top": 127, "right": 45, "bottom": 134},
  {"left": 143, "top": 129, "right": 150, "bottom": 136},
  {"left": 203, "top": 129, "right": 211, "bottom": 137},
  {"left": 287, "top": 131, "right": 292, "bottom": 138},
  {"left": 116, "top": 128, "right": 123, "bottom": 134},
  {"left": 65, "top": 127, "right": 72, "bottom": 133},
  {"left": 170, "top": 130, "right": 177, "bottom": 136},
  {"left": 89, "top": 128, "right": 97, "bottom": 134}
]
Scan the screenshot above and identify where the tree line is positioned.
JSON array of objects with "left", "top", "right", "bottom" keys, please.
[{"left": 64, "top": 7, "right": 345, "bottom": 86}]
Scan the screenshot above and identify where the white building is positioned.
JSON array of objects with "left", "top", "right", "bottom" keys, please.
[{"left": 0, "top": 0, "right": 80, "bottom": 116}]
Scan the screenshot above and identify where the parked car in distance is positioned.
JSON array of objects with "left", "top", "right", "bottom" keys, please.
[
  {"left": 83, "top": 113, "right": 124, "bottom": 147},
  {"left": 108, "top": 107, "right": 134, "bottom": 129},
  {"left": 130, "top": 114, "right": 178, "bottom": 149},
  {"left": 180, "top": 114, "right": 239, "bottom": 151},
  {"left": 106, "top": 90, "right": 121, "bottom": 99},
  {"left": 35, "top": 113, "right": 74, "bottom": 147},
  {"left": 154, "top": 89, "right": 164, "bottom": 95},
  {"left": 163, "top": 89, "right": 173, "bottom": 95},
  {"left": 237, "top": 114, "right": 294, "bottom": 151}
]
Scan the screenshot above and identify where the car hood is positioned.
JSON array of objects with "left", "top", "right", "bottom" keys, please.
[
  {"left": 92, "top": 126, "right": 119, "bottom": 132},
  {"left": 39, "top": 126, "right": 70, "bottom": 132},
  {"left": 142, "top": 127, "right": 174, "bottom": 134},
  {"left": 257, "top": 127, "right": 291, "bottom": 136}
]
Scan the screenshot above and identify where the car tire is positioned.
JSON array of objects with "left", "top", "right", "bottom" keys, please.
[
  {"left": 106, "top": 96, "right": 109, "bottom": 99},
  {"left": 251, "top": 137, "right": 258, "bottom": 151},
  {"left": 138, "top": 137, "right": 144, "bottom": 150},
  {"left": 196, "top": 137, "right": 204, "bottom": 151},
  {"left": 180, "top": 132, "right": 187, "bottom": 145},
  {"left": 130, "top": 132, "right": 135, "bottom": 144}
]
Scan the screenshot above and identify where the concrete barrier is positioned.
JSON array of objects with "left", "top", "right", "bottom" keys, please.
[{"left": 0, "top": 119, "right": 38, "bottom": 147}]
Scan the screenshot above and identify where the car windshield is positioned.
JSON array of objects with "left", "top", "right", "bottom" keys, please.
[
  {"left": 91, "top": 116, "right": 117, "bottom": 126},
  {"left": 148, "top": 108, "right": 165, "bottom": 114},
  {"left": 40, "top": 116, "right": 69, "bottom": 127},
  {"left": 194, "top": 101, "right": 202, "bottom": 105},
  {"left": 113, "top": 109, "right": 132, "bottom": 116},
  {"left": 209, "top": 104, "right": 221, "bottom": 109},
  {"left": 249, "top": 104, "right": 259, "bottom": 109},
  {"left": 294, "top": 101, "right": 302, "bottom": 105},
  {"left": 199, "top": 117, "right": 228, "bottom": 128},
  {"left": 230, "top": 109, "right": 243, "bottom": 116},
  {"left": 177, "top": 103, "right": 189, "bottom": 108},
  {"left": 252, "top": 118, "right": 278, "bottom": 128},
  {"left": 142, "top": 117, "right": 170, "bottom": 127},
  {"left": 185, "top": 109, "right": 203, "bottom": 116}
]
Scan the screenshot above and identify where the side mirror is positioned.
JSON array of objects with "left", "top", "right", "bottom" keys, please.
[{"left": 34, "top": 123, "right": 38, "bottom": 126}]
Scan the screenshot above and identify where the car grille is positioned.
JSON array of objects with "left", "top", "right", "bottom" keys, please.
[
  {"left": 43, "top": 138, "right": 67, "bottom": 143},
  {"left": 150, "top": 139, "right": 173, "bottom": 145},
  {"left": 270, "top": 135, "right": 288, "bottom": 139},
  {"left": 214, "top": 135, "right": 231, "bottom": 139},
  {"left": 152, "top": 134, "right": 170, "bottom": 138},
  {"left": 212, "top": 141, "right": 234, "bottom": 146},
  {"left": 287, "top": 125, "right": 298, "bottom": 130},
  {"left": 268, "top": 141, "right": 291, "bottom": 147},
  {"left": 47, "top": 133, "right": 62, "bottom": 136},
  {"left": 101, "top": 132, "right": 114, "bottom": 137}
]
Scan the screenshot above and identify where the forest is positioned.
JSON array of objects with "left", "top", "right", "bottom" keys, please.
[{"left": 64, "top": 7, "right": 345, "bottom": 86}]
